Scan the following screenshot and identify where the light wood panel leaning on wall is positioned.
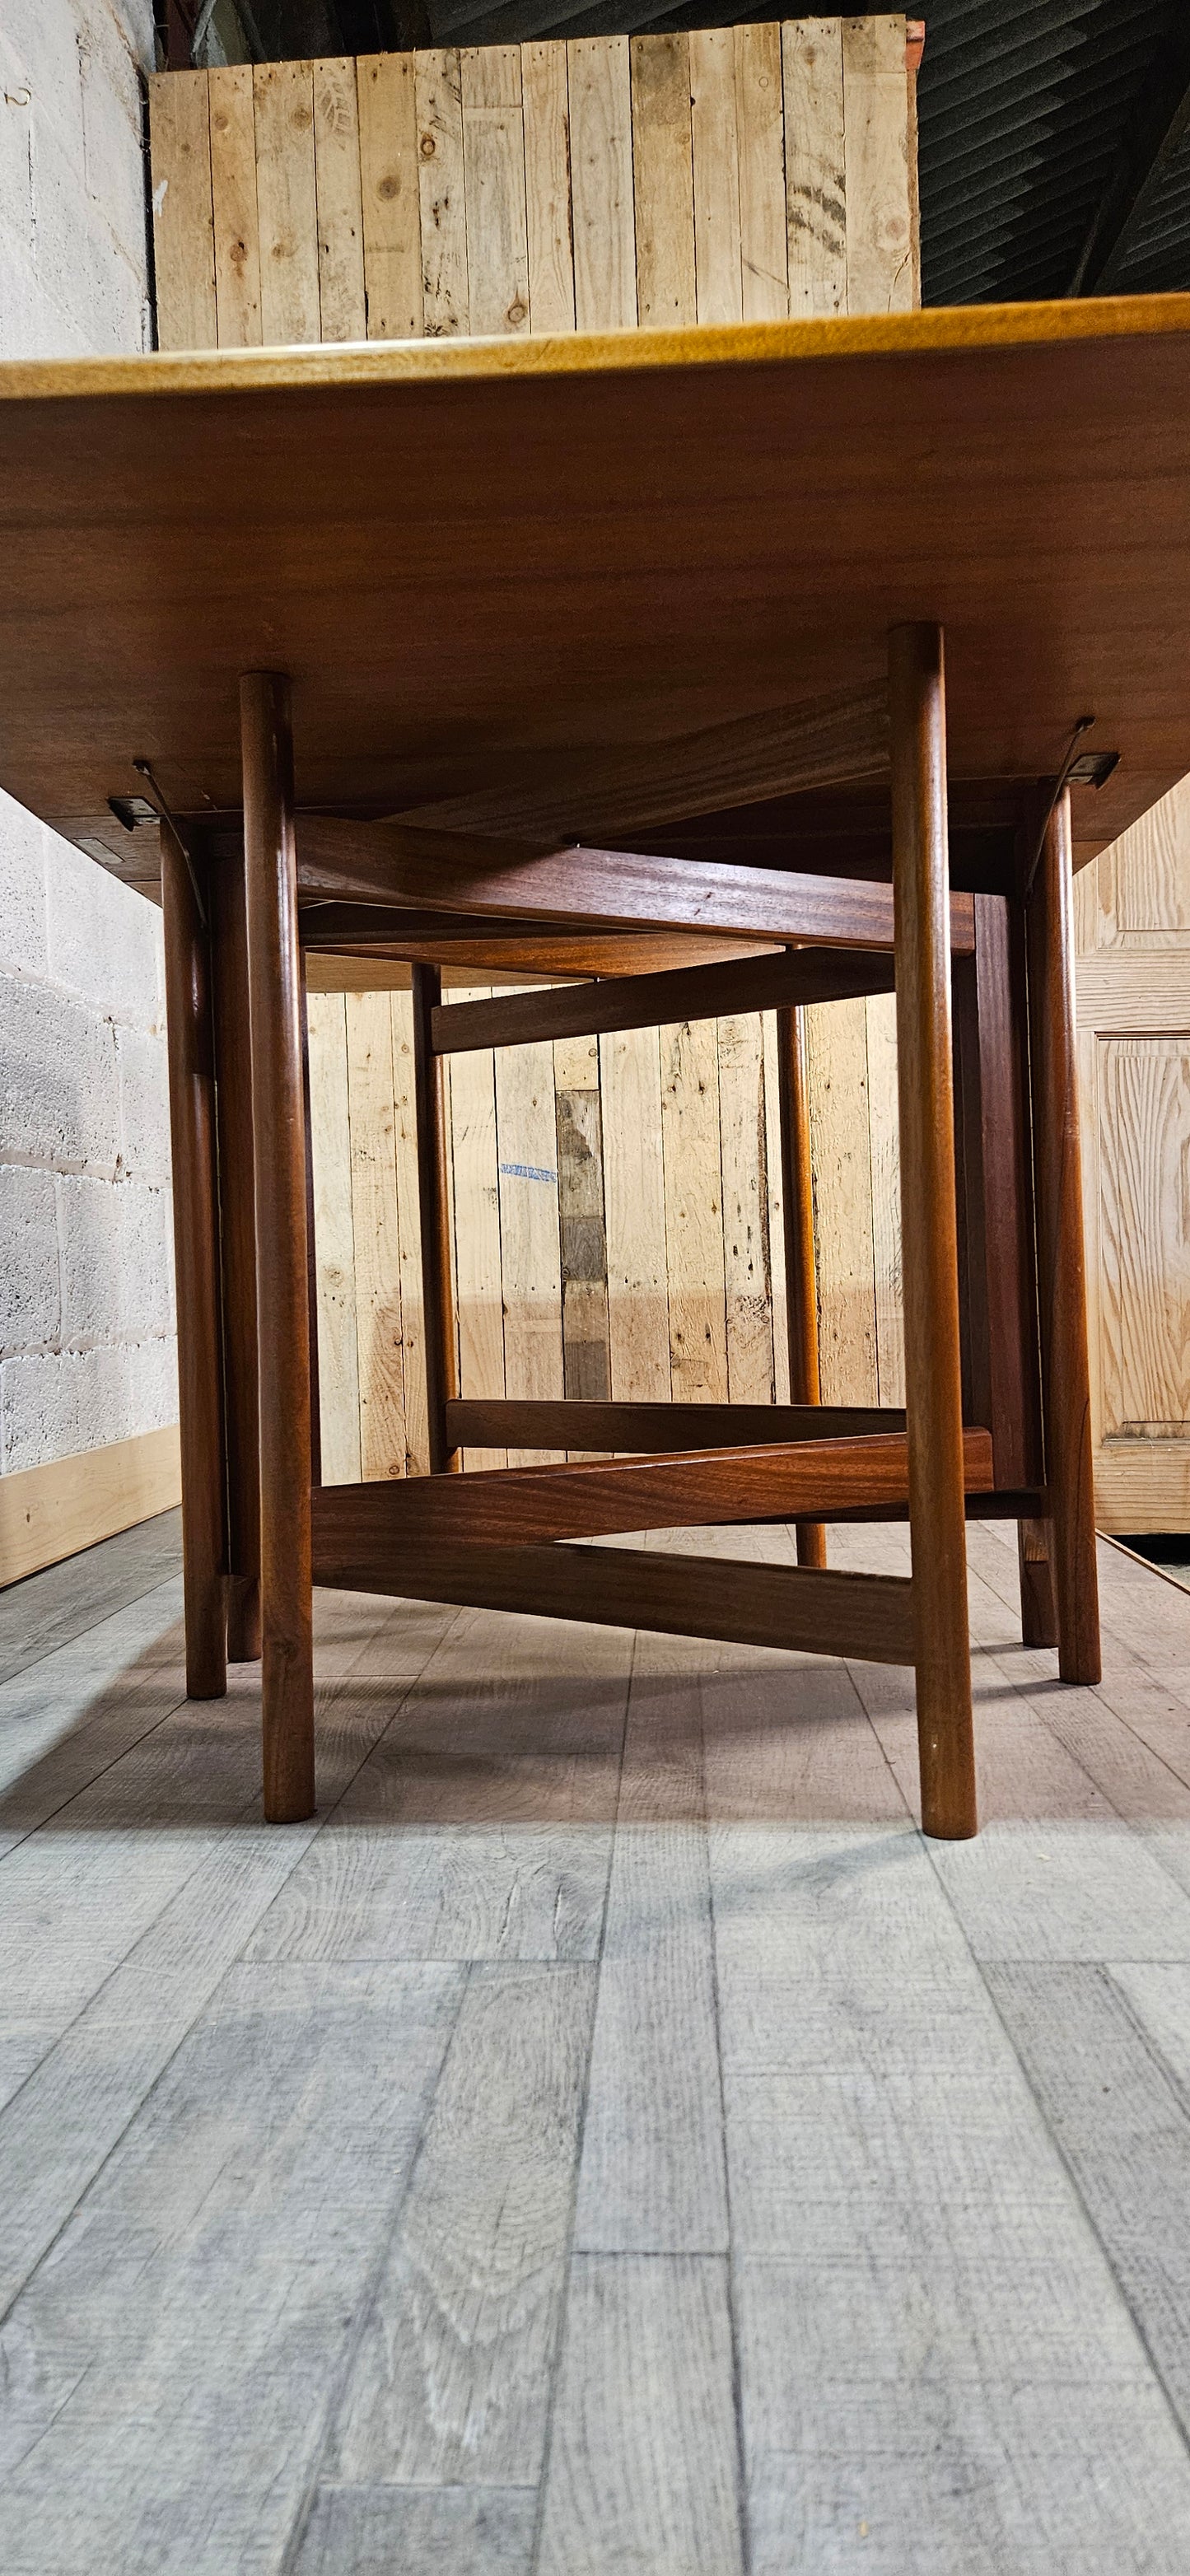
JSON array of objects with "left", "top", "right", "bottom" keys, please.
[{"left": 150, "top": 21, "right": 917, "bottom": 1473}]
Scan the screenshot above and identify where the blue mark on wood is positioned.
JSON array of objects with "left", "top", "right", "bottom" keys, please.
[{"left": 500, "top": 1161, "right": 558, "bottom": 1185}]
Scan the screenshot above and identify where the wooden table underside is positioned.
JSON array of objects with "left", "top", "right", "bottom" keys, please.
[{"left": 0, "top": 303, "right": 1139, "bottom": 1837}]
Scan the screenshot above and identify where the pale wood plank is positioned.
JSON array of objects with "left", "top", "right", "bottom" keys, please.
[
  {"left": 357, "top": 51, "right": 421, "bottom": 339},
  {"left": 866, "top": 985, "right": 904, "bottom": 1404},
  {"left": 0, "top": 1513, "right": 180, "bottom": 1686},
  {"left": 805, "top": 994, "right": 878, "bottom": 1403},
  {"left": 294, "top": 2485, "right": 536, "bottom": 2574},
  {"left": 494, "top": 1023, "right": 565, "bottom": 1463},
  {"left": 208, "top": 66, "right": 261, "bottom": 348},
  {"left": 327, "top": 1962, "right": 594, "bottom": 2485},
  {"left": 345, "top": 991, "right": 406, "bottom": 1481},
  {"left": 601, "top": 1024, "right": 671, "bottom": 1402},
  {"left": 0, "top": 1430, "right": 180, "bottom": 1592},
  {"left": 689, "top": 26, "right": 743, "bottom": 326},
  {"left": 842, "top": 11, "right": 914, "bottom": 315},
  {"left": 661, "top": 1015, "right": 730, "bottom": 1402},
  {"left": 391, "top": 990, "right": 431, "bottom": 1475},
  {"left": 782, "top": 17, "right": 846, "bottom": 318},
  {"left": 254, "top": 58, "right": 321, "bottom": 346},
  {"left": 735, "top": 21, "right": 788, "bottom": 321},
  {"left": 717, "top": 1009, "right": 775, "bottom": 1402},
  {"left": 447, "top": 992, "right": 507, "bottom": 1468},
  {"left": 462, "top": 45, "right": 530, "bottom": 338},
  {"left": 555, "top": 1032, "right": 611, "bottom": 1418},
  {"left": 537, "top": 2255, "right": 744, "bottom": 2574},
  {"left": 630, "top": 33, "right": 696, "bottom": 329},
  {"left": 313, "top": 55, "right": 366, "bottom": 342},
  {"left": 523, "top": 41, "right": 575, "bottom": 334},
  {"left": 148, "top": 71, "right": 217, "bottom": 352},
  {"left": 763, "top": 1007, "right": 791, "bottom": 1402},
  {"left": 575, "top": 1626, "right": 728, "bottom": 2255},
  {"left": 568, "top": 36, "right": 637, "bottom": 331},
  {"left": 418, "top": 49, "right": 469, "bottom": 338},
  {"left": 306, "top": 990, "right": 362, "bottom": 1484}
]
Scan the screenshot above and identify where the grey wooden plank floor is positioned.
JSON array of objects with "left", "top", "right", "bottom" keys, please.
[{"left": 3, "top": 1511, "right": 1190, "bottom": 2569}]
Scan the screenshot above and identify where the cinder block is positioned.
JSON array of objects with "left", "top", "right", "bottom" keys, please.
[
  {"left": 126, "top": 1333, "right": 180, "bottom": 1438},
  {"left": 0, "top": 791, "right": 49, "bottom": 979},
  {"left": 0, "top": 1164, "right": 60, "bottom": 1356},
  {"left": 117, "top": 1024, "right": 171, "bottom": 1182},
  {"left": 78, "top": 7, "right": 152, "bottom": 274},
  {"left": 0, "top": 39, "right": 35, "bottom": 268},
  {"left": 0, "top": 1343, "right": 130, "bottom": 1472},
  {"left": 0, "top": 969, "right": 120, "bottom": 1175},
  {"left": 45, "top": 834, "right": 162, "bottom": 1028},
  {"left": 57, "top": 1171, "right": 124, "bottom": 1346},
  {"left": 72, "top": 1341, "right": 133, "bottom": 1454},
  {"left": 2, "top": 7, "right": 85, "bottom": 162},
  {"left": 117, "top": 1178, "right": 175, "bottom": 1340}
]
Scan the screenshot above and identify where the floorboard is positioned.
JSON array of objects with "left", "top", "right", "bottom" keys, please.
[{"left": 1, "top": 1514, "right": 1190, "bottom": 2568}]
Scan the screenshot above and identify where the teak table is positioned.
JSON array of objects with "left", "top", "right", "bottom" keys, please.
[{"left": 5, "top": 298, "right": 1190, "bottom": 1838}]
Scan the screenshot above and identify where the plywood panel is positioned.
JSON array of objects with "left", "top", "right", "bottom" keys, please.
[
  {"left": 842, "top": 12, "right": 913, "bottom": 316},
  {"left": 523, "top": 42, "right": 575, "bottom": 334},
  {"left": 149, "top": 71, "right": 217, "bottom": 352},
  {"left": 461, "top": 45, "right": 529, "bottom": 338},
  {"left": 313, "top": 57, "right": 366, "bottom": 341},
  {"left": 781, "top": 17, "right": 846, "bottom": 318},
  {"left": 631, "top": 35, "right": 696, "bottom": 330},
  {"left": 345, "top": 992, "right": 405, "bottom": 1479},
  {"left": 689, "top": 27, "right": 742, "bottom": 327},
  {"left": 602, "top": 1025, "right": 671, "bottom": 1402},
  {"left": 306, "top": 991, "right": 362, "bottom": 1484},
  {"left": 569, "top": 36, "right": 637, "bottom": 331},
  {"left": 734, "top": 21, "right": 787, "bottom": 323},
  {"left": 254, "top": 60, "right": 320, "bottom": 347},
  {"left": 660, "top": 1016, "right": 729, "bottom": 1402},
  {"left": 357, "top": 51, "right": 421, "bottom": 339},
  {"left": 208, "top": 67, "right": 261, "bottom": 348}
]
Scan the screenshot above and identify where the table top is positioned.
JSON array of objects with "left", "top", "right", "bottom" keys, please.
[{"left": 2, "top": 293, "right": 1190, "bottom": 884}]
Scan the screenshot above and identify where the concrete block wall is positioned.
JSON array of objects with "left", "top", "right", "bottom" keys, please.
[{"left": 0, "top": 1, "right": 179, "bottom": 1476}]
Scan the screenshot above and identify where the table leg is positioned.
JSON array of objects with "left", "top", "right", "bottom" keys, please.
[
  {"left": 1027, "top": 789, "right": 1101, "bottom": 1683},
  {"left": 161, "top": 822, "right": 226, "bottom": 1700},
  {"left": 889, "top": 623, "right": 977, "bottom": 1839},
  {"left": 776, "top": 998, "right": 827, "bottom": 1569},
  {"left": 210, "top": 852, "right": 261, "bottom": 1663},
  {"left": 411, "top": 963, "right": 460, "bottom": 1477},
  {"left": 241, "top": 671, "right": 315, "bottom": 1820},
  {"left": 1018, "top": 1515, "right": 1059, "bottom": 1647}
]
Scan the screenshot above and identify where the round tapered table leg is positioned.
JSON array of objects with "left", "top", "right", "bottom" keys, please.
[{"left": 161, "top": 820, "right": 226, "bottom": 1701}]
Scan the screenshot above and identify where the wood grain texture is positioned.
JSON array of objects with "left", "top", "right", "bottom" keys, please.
[
  {"left": 241, "top": 672, "right": 315, "bottom": 1820},
  {"left": 208, "top": 66, "right": 261, "bottom": 348},
  {"left": 446, "top": 987, "right": 506, "bottom": 1469},
  {"left": 254, "top": 59, "right": 320, "bottom": 347},
  {"left": 718, "top": 1010, "right": 775, "bottom": 1402},
  {"left": 602, "top": 1025, "right": 672, "bottom": 1402},
  {"left": 313, "top": 1428, "right": 992, "bottom": 1550},
  {"left": 327, "top": 1963, "right": 594, "bottom": 2485},
  {"left": 889, "top": 622, "right": 975, "bottom": 1839},
  {"left": 661, "top": 1014, "right": 729, "bottom": 1402},
  {"left": 306, "top": 991, "right": 362, "bottom": 1482},
  {"left": 735, "top": 21, "right": 788, "bottom": 323},
  {"left": 536, "top": 2256, "right": 744, "bottom": 2574},
  {"left": 357, "top": 50, "right": 421, "bottom": 338},
  {"left": 805, "top": 993, "right": 878, "bottom": 1406},
  {"left": 782, "top": 17, "right": 846, "bottom": 318},
  {"left": 313, "top": 57, "right": 366, "bottom": 341},
  {"left": 631, "top": 34, "right": 696, "bottom": 329},
  {"left": 160, "top": 824, "right": 226, "bottom": 1701},
  {"left": 431, "top": 944, "right": 895, "bottom": 1053},
  {"left": 445, "top": 1398, "right": 902, "bottom": 1450},
  {"left": 345, "top": 992, "right": 406, "bottom": 1478},
  {"left": 391, "top": 991, "right": 431, "bottom": 1474},
  {"left": 568, "top": 37, "right": 637, "bottom": 332},
  {"left": 148, "top": 71, "right": 217, "bottom": 351},
  {"left": 294, "top": 2485, "right": 536, "bottom": 2574},
  {"left": 209, "top": 850, "right": 261, "bottom": 1658},
  {"left": 0, "top": 1431, "right": 180, "bottom": 1593},
  {"left": 690, "top": 27, "right": 743, "bottom": 327},
  {"left": 524, "top": 42, "right": 575, "bottom": 334},
  {"left": 412, "top": 962, "right": 460, "bottom": 1474},
  {"left": 462, "top": 46, "right": 530, "bottom": 338},
  {"left": 495, "top": 1023, "right": 564, "bottom": 1463},
  {"left": 842, "top": 10, "right": 913, "bottom": 315},
  {"left": 1029, "top": 790, "right": 1101, "bottom": 1679},
  {"left": 776, "top": 1001, "right": 826, "bottom": 1566},
  {"left": 418, "top": 49, "right": 469, "bottom": 338}
]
